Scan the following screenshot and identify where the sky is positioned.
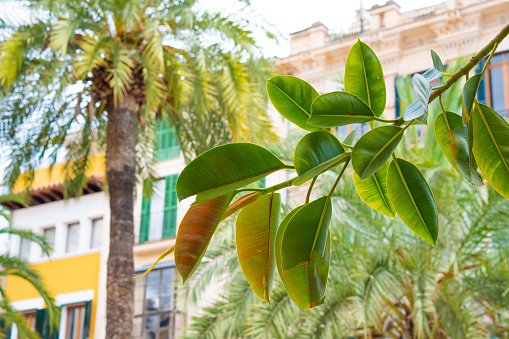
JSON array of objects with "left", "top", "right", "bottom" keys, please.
[{"left": 201, "top": 0, "right": 446, "bottom": 58}]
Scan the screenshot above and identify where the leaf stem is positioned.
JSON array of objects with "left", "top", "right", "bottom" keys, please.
[
  {"left": 481, "top": 42, "right": 499, "bottom": 76},
  {"left": 327, "top": 159, "right": 350, "bottom": 198},
  {"left": 373, "top": 116, "right": 398, "bottom": 123},
  {"left": 237, "top": 176, "right": 297, "bottom": 195},
  {"left": 305, "top": 176, "right": 317, "bottom": 204},
  {"left": 429, "top": 21, "right": 509, "bottom": 103}
]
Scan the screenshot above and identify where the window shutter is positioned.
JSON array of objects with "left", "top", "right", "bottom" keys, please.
[
  {"left": 139, "top": 189, "right": 151, "bottom": 244},
  {"left": 35, "top": 308, "right": 60, "bottom": 339},
  {"left": 162, "top": 174, "right": 178, "bottom": 238},
  {"left": 155, "top": 121, "right": 180, "bottom": 160},
  {"left": 476, "top": 58, "right": 487, "bottom": 105},
  {"left": 0, "top": 318, "right": 11, "bottom": 339},
  {"left": 83, "top": 301, "right": 92, "bottom": 339}
]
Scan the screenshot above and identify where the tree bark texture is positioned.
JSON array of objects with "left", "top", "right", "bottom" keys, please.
[{"left": 105, "top": 95, "right": 137, "bottom": 338}]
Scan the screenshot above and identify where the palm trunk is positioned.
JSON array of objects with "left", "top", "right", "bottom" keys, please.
[{"left": 105, "top": 95, "right": 136, "bottom": 338}]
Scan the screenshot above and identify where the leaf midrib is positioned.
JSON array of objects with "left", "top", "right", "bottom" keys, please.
[
  {"left": 372, "top": 171, "right": 393, "bottom": 215},
  {"left": 359, "top": 44, "right": 372, "bottom": 108},
  {"left": 474, "top": 101, "right": 509, "bottom": 175},
  {"left": 309, "top": 197, "right": 330, "bottom": 259},
  {"left": 269, "top": 80, "right": 311, "bottom": 117},
  {"left": 392, "top": 158, "right": 433, "bottom": 241},
  {"left": 360, "top": 128, "right": 403, "bottom": 178}
]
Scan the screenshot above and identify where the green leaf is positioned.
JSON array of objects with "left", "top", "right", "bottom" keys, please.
[
  {"left": 221, "top": 191, "right": 262, "bottom": 221},
  {"left": 472, "top": 102, "right": 509, "bottom": 199},
  {"left": 174, "top": 192, "right": 235, "bottom": 282},
  {"left": 344, "top": 39, "right": 386, "bottom": 117},
  {"left": 236, "top": 193, "right": 281, "bottom": 303},
  {"left": 342, "top": 129, "right": 357, "bottom": 146},
  {"left": 463, "top": 73, "right": 483, "bottom": 117},
  {"left": 176, "top": 143, "right": 287, "bottom": 203},
  {"left": 423, "top": 68, "right": 442, "bottom": 82},
  {"left": 276, "top": 207, "right": 330, "bottom": 310},
  {"left": 281, "top": 196, "right": 332, "bottom": 270},
  {"left": 387, "top": 158, "right": 439, "bottom": 246},
  {"left": 308, "top": 92, "right": 375, "bottom": 128},
  {"left": 267, "top": 75, "right": 321, "bottom": 132},
  {"left": 293, "top": 131, "right": 348, "bottom": 185},
  {"left": 434, "top": 111, "right": 482, "bottom": 185},
  {"left": 412, "top": 73, "right": 432, "bottom": 112},
  {"left": 431, "top": 49, "right": 445, "bottom": 73},
  {"left": 352, "top": 126, "right": 405, "bottom": 179},
  {"left": 403, "top": 100, "right": 426, "bottom": 121},
  {"left": 353, "top": 161, "right": 395, "bottom": 217}
]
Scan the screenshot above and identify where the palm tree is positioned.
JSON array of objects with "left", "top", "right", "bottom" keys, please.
[
  {"left": 0, "top": 195, "right": 59, "bottom": 339},
  {"left": 182, "top": 62, "right": 509, "bottom": 337},
  {"left": 0, "top": 1, "right": 275, "bottom": 337}
]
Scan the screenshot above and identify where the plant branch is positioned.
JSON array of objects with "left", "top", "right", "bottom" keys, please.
[
  {"left": 327, "top": 159, "right": 350, "bottom": 198},
  {"left": 237, "top": 176, "right": 296, "bottom": 194},
  {"left": 429, "top": 21, "right": 509, "bottom": 103},
  {"left": 305, "top": 176, "right": 317, "bottom": 204}
]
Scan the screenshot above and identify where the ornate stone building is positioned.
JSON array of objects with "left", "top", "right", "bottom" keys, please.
[{"left": 273, "top": 0, "right": 509, "bottom": 124}]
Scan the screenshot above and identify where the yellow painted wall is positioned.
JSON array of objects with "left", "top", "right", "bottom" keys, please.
[{"left": 6, "top": 253, "right": 101, "bottom": 338}]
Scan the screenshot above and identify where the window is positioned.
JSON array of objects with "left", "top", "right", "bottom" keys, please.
[
  {"left": 19, "top": 237, "right": 31, "bottom": 261},
  {"left": 484, "top": 51, "right": 509, "bottom": 117},
  {"left": 90, "top": 218, "right": 103, "bottom": 249},
  {"left": 15, "top": 311, "right": 36, "bottom": 338},
  {"left": 65, "top": 304, "right": 86, "bottom": 339},
  {"left": 66, "top": 223, "right": 80, "bottom": 253},
  {"left": 139, "top": 175, "right": 178, "bottom": 244},
  {"left": 43, "top": 227, "right": 56, "bottom": 257},
  {"left": 133, "top": 268, "right": 177, "bottom": 339},
  {"left": 154, "top": 120, "right": 180, "bottom": 161}
]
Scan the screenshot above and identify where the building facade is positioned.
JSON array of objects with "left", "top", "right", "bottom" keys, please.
[
  {"left": 273, "top": 0, "right": 509, "bottom": 125},
  {"left": 3, "top": 0, "right": 509, "bottom": 338}
]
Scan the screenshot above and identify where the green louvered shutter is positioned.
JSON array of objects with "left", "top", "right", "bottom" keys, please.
[
  {"left": 139, "top": 191, "right": 151, "bottom": 244},
  {"left": 155, "top": 121, "right": 180, "bottom": 161},
  {"left": 35, "top": 308, "right": 60, "bottom": 339},
  {"left": 83, "top": 301, "right": 92, "bottom": 339},
  {"left": 162, "top": 174, "right": 178, "bottom": 238}
]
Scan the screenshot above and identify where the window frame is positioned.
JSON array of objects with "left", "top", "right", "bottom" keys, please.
[
  {"left": 484, "top": 51, "right": 509, "bottom": 116},
  {"left": 42, "top": 226, "right": 56, "bottom": 257},
  {"left": 90, "top": 218, "right": 103, "bottom": 249},
  {"left": 65, "top": 222, "right": 80, "bottom": 254},
  {"left": 133, "top": 267, "right": 179, "bottom": 339},
  {"left": 65, "top": 303, "right": 86, "bottom": 339}
]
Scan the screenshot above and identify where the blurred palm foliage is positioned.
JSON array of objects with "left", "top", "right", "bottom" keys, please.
[
  {"left": 0, "top": 0, "right": 277, "bottom": 190},
  {"left": 181, "top": 60, "right": 509, "bottom": 339},
  {"left": 0, "top": 195, "right": 59, "bottom": 339}
]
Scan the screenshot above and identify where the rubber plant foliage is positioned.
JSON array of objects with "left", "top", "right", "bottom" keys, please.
[{"left": 136, "top": 24, "right": 509, "bottom": 309}]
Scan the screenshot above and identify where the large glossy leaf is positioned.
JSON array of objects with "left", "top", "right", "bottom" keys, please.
[
  {"left": 463, "top": 73, "right": 483, "bottom": 117},
  {"left": 344, "top": 39, "right": 386, "bottom": 117},
  {"left": 174, "top": 192, "right": 235, "bottom": 282},
  {"left": 177, "top": 143, "right": 287, "bottom": 204},
  {"left": 403, "top": 100, "right": 426, "bottom": 121},
  {"left": 342, "top": 129, "right": 357, "bottom": 147},
  {"left": 431, "top": 49, "right": 445, "bottom": 73},
  {"left": 281, "top": 196, "right": 332, "bottom": 270},
  {"left": 434, "top": 111, "right": 482, "bottom": 185},
  {"left": 412, "top": 73, "right": 432, "bottom": 112},
  {"left": 276, "top": 207, "right": 330, "bottom": 310},
  {"left": 236, "top": 193, "right": 281, "bottom": 303},
  {"left": 387, "top": 158, "right": 438, "bottom": 246},
  {"left": 293, "top": 131, "right": 348, "bottom": 185},
  {"left": 472, "top": 102, "right": 509, "bottom": 198},
  {"left": 353, "top": 161, "right": 395, "bottom": 217},
  {"left": 308, "top": 92, "right": 375, "bottom": 128},
  {"left": 352, "top": 126, "right": 405, "bottom": 179},
  {"left": 267, "top": 75, "right": 321, "bottom": 132},
  {"left": 221, "top": 192, "right": 262, "bottom": 221}
]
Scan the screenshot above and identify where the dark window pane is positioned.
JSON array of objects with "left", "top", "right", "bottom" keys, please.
[
  {"left": 144, "top": 332, "right": 157, "bottom": 339},
  {"left": 159, "top": 313, "right": 170, "bottom": 328},
  {"left": 490, "top": 67, "right": 506, "bottom": 113},
  {"left": 145, "top": 297, "right": 159, "bottom": 312}
]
